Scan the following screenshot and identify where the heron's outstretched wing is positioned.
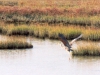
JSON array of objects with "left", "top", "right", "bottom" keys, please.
[
  {"left": 69, "top": 34, "right": 83, "bottom": 46},
  {"left": 58, "top": 33, "right": 71, "bottom": 48}
]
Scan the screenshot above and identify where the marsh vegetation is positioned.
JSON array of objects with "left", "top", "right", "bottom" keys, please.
[
  {"left": 72, "top": 41, "right": 100, "bottom": 56},
  {"left": 0, "top": 0, "right": 100, "bottom": 55},
  {"left": 0, "top": 0, "right": 100, "bottom": 27},
  {"left": 0, "top": 35, "right": 33, "bottom": 49},
  {"left": 0, "top": 24, "right": 100, "bottom": 41}
]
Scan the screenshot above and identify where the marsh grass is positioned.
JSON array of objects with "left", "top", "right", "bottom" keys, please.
[
  {"left": 72, "top": 41, "right": 100, "bottom": 56},
  {"left": 8, "top": 25, "right": 30, "bottom": 35},
  {"left": 0, "top": 0, "right": 100, "bottom": 26},
  {"left": 0, "top": 36, "right": 33, "bottom": 49},
  {"left": 1, "top": 13, "right": 100, "bottom": 27},
  {"left": 82, "top": 28, "right": 100, "bottom": 41},
  {"left": 0, "top": 24, "right": 100, "bottom": 41},
  {"left": 0, "top": 1, "right": 18, "bottom": 6}
]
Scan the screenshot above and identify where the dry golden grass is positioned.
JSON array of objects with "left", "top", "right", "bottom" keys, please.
[
  {"left": 0, "top": 0, "right": 100, "bottom": 26},
  {"left": 0, "top": 23, "right": 100, "bottom": 41},
  {"left": 73, "top": 41, "right": 100, "bottom": 56},
  {"left": 0, "top": 35, "right": 33, "bottom": 49},
  {"left": 0, "top": 0, "right": 100, "bottom": 16}
]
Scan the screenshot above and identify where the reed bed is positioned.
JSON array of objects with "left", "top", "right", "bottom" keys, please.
[
  {"left": 72, "top": 41, "right": 100, "bottom": 56},
  {"left": 0, "top": 0, "right": 100, "bottom": 55},
  {"left": 4, "top": 24, "right": 82, "bottom": 39},
  {"left": 0, "top": 0, "right": 100, "bottom": 26},
  {"left": 0, "top": 24, "right": 100, "bottom": 41},
  {"left": 0, "top": 0, "right": 100, "bottom": 53},
  {"left": 0, "top": 8, "right": 100, "bottom": 26},
  {"left": 0, "top": 36, "right": 33, "bottom": 49}
]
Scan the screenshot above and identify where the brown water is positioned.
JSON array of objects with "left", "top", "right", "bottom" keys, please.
[{"left": 0, "top": 36, "right": 100, "bottom": 75}]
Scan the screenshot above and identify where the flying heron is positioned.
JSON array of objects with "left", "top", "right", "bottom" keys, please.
[{"left": 58, "top": 33, "right": 82, "bottom": 52}]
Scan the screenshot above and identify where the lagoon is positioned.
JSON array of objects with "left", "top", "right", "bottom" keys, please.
[{"left": 0, "top": 37, "right": 100, "bottom": 75}]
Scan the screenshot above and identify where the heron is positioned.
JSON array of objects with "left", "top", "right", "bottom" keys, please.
[{"left": 58, "top": 33, "right": 82, "bottom": 52}]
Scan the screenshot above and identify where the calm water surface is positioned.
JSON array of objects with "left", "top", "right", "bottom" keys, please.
[{"left": 0, "top": 36, "right": 100, "bottom": 75}]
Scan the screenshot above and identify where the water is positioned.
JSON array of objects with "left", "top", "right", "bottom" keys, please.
[{"left": 0, "top": 36, "right": 100, "bottom": 75}]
